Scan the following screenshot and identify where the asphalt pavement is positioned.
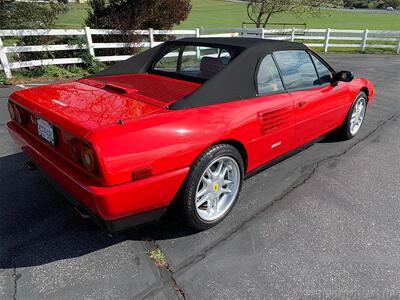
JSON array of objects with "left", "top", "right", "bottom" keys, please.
[{"left": 1, "top": 54, "right": 400, "bottom": 299}]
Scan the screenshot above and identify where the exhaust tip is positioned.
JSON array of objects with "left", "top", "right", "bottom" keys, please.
[
  {"left": 24, "top": 160, "right": 37, "bottom": 171},
  {"left": 73, "top": 206, "right": 91, "bottom": 220}
]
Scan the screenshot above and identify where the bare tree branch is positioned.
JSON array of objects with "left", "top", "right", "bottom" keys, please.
[{"left": 246, "top": 0, "right": 343, "bottom": 28}]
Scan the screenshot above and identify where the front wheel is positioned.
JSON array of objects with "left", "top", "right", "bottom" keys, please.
[
  {"left": 340, "top": 91, "right": 367, "bottom": 140},
  {"left": 180, "top": 144, "right": 244, "bottom": 231}
]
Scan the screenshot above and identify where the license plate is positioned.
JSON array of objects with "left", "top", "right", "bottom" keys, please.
[{"left": 37, "top": 117, "right": 56, "bottom": 145}]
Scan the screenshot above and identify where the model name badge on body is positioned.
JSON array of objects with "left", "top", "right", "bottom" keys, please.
[
  {"left": 271, "top": 141, "right": 282, "bottom": 149},
  {"left": 51, "top": 99, "right": 67, "bottom": 107}
]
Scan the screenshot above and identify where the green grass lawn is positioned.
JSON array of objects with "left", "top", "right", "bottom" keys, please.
[
  {"left": 56, "top": 3, "right": 89, "bottom": 28},
  {"left": 57, "top": 1, "right": 400, "bottom": 30},
  {"left": 178, "top": 0, "right": 400, "bottom": 29}
]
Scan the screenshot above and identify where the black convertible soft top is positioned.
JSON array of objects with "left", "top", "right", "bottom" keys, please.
[{"left": 90, "top": 37, "right": 308, "bottom": 109}]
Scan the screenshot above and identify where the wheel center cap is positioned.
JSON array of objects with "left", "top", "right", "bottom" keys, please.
[{"left": 212, "top": 182, "right": 219, "bottom": 193}]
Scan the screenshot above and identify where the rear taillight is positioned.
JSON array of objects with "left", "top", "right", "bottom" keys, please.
[
  {"left": 9, "top": 102, "right": 27, "bottom": 124},
  {"left": 7, "top": 101, "right": 15, "bottom": 120},
  {"left": 81, "top": 145, "right": 98, "bottom": 173},
  {"left": 68, "top": 139, "right": 98, "bottom": 174},
  {"left": 69, "top": 138, "right": 83, "bottom": 162},
  {"left": 15, "top": 107, "right": 28, "bottom": 124}
]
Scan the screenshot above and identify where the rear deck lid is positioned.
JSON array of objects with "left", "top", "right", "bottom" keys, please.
[
  {"left": 11, "top": 80, "right": 162, "bottom": 138},
  {"left": 79, "top": 73, "right": 201, "bottom": 107},
  {"left": 11, "top": 73, "right": 200, "bottom": 138}
]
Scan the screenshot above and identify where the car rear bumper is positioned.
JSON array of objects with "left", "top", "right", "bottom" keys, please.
[
  {"left": 37, "top": 166, "right": 167, "bottom": 232},
  {"left": 7, "top": 121, "right": 189, "bottom": 231}
]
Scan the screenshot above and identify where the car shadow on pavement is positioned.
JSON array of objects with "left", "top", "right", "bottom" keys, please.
[
  {"left": 318, "top": 129, "right": 346, "bottom": 143},
  {"left": 0, "top": 152, "right": 196, "bottom": 269}
]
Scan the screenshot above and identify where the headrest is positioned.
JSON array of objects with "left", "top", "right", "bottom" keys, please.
[{"left": 200, "top": 57, "right": 224, "bottom": 78}]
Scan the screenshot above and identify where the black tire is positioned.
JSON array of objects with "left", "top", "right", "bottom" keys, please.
[
  {"left": 179, "top": 144, "right": 244, "bottom": 231},
  {"left": 339, "top": 91, "right": 367, "bottom": 140}
]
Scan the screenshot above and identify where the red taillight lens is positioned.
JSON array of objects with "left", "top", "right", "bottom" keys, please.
[
  {"left": 8, "top": 101, "right": 28, "bottom": 124},
  {"left": 81, "top": 145, "right": 97, "bottom": 173},
  {"left": 7, "top": 102, "right": 15, "bottom": 120},
  {"left": 69, "top": 139, "right": 83, "bottom": 162},
  {"left": 14, "top": 105, "right": 27, "bottom": 124},
  {"left": 69, "top": 139, "right": 98, "bottom": 174}
]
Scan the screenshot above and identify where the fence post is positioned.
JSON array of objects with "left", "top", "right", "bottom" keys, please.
[
  {"left": 261, "top": 28, "right": 265, "bottom": 39},
  {"left": 149, "top": 28, "right": 154, "bottom": 48},
  {"left": 361, "top": 28, "right": 369, "bottom": 51},
  {"left": 397, "top": 34, "right": 400, "bottom": 54},
  {"left": 195, "top": 28, "right": 201, "bottom": 59},
  {"left": 290, "top": 27, "right": 295, "bottom": 42},
  {"left": 0, "top": 37, "right": 12, "bottom": 79},
  {"left": 324, "top": 28, "right": 331, "bottom": 53},
  {"left": 84, "top": 26, "right": 95, "bottom": 57}
]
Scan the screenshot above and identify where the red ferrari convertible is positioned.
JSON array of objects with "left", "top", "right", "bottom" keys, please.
[{"left": 7, "top": 38, "right": 374, "bottom": 231}]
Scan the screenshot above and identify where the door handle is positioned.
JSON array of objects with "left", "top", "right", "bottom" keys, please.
[{"left": 296, "top": 101, "right": 307, "bottom": 108}]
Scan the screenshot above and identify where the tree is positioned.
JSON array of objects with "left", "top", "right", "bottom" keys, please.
[
  {"left": 246, "top": 0, "right": 343, "bottom": 28},
  {"left": 0, "top": 0, "right": 67, "bottom": 30},
  {"left": 85, "top": 0, "right": 191, "bottom": 56},
  {"left": 86, "top": 0, "right": 191, "bottom": 30},
  {"left": 343, "top": 0, "right": 400, "bottom": 8},
  {"left": 384, "top": 0, "right": 400, "bottom": 8},
  {"left": 0, "top": 1, "right": 70, "bottom": 64}
]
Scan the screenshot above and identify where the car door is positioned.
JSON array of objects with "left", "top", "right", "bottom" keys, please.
[
  {"left": 273, "top": 50, "right": 349, "bottom": 148},
  {"left": 309, "top": 52, "right": 350, "bottom": 131},
  {"left": 246, "top": 54, "right": 295, "bottom": 167}
]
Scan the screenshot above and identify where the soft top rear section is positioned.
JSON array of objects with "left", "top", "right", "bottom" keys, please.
[{"left": 86, "top": 37, "right": 308, "bottom": 109}]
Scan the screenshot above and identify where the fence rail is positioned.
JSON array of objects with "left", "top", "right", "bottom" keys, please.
[{"left": 1, "top": 27, "right": 399, "bottom": 78}]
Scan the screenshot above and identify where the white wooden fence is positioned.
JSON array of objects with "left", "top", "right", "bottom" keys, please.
[{"left": 1, "top": 27, "right": 400, "bottom": 79}]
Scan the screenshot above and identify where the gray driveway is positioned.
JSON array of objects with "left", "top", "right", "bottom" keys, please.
[{"left": 1, "top": 54, "right": 400, "bottom": 299}]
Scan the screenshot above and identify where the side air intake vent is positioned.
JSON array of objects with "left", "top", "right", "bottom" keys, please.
[{"left": 258, "top": 107, "right": 293, "bottom": 135}]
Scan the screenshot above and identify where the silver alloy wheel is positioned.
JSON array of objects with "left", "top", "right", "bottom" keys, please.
[
  {"left": 350, "top": 96, "right": 366, "bottom": 136},
  {"left": 195, "top": 156, "right": 240, "bottom": 222}
]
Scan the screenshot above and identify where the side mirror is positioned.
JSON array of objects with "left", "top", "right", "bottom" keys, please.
[{"left": 333, "top": 70, "right": 354, "bottom": 83}]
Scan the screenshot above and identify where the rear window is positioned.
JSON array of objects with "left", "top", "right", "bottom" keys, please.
[{"left": 152, "top": 44, "right": 238, "bottom": 81}]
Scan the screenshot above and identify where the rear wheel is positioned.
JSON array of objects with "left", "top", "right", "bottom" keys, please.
[
  {"left": 340, "top": 91, "right": 367, "bottom": 140},
  {"left": 180, "top": 144, "right": 244, "bottom": 230}
]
